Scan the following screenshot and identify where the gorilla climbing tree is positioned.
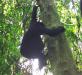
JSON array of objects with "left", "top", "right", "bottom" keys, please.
[{"left": 20, "top": 5, "right": 65, "bottom": 69}]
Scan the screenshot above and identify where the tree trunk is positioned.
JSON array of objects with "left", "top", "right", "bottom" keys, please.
[{"left": 36, "top": 0, "right": 80, "bottom": 75}]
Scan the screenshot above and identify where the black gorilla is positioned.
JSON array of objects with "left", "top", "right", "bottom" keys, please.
[{"left": 20, "top": 6, "right": 65, "bottom": 69}]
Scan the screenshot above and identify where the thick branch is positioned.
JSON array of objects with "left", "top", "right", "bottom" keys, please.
[{"left": 36, "top": 0, "right": 78, "bottom": 75}]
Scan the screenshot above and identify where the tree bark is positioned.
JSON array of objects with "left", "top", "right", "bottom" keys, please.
[{"left": 36, "top": 0, "right": 79, "bottom": 75}]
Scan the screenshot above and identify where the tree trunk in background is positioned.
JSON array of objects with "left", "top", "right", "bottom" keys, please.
[{"left": 36, "top": 0, "right": 80, "bottom": 75}]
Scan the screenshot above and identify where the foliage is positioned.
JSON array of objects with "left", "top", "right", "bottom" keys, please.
[
  {"left": 0, "top": 0, "right": 32, "bottom": 75},
  {"left": 56, "top": 0, "right": 82, "bottom": 70}
]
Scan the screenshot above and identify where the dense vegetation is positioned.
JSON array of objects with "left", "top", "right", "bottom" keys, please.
[{"left": 0, "top": 0, "right": 82, "bottom": 75}]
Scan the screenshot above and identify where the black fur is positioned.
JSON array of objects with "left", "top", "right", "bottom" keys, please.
[{"left": 20, "top": 6, "right": 65, "bottom": 69}]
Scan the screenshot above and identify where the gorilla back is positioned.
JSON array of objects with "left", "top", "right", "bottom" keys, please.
[{"left": 20, "top": 6, "right": 65, "bottom": 59}]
